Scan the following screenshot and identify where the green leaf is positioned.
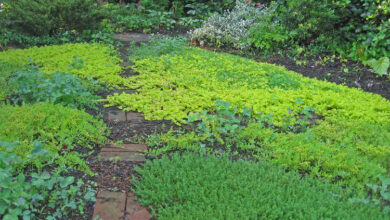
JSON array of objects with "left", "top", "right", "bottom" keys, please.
[
  {"left": 366, "top": 57, "right": 389, "bottom": 76},
  {"left": 60, "top": 176, "right": 75, "bottom": 188}
]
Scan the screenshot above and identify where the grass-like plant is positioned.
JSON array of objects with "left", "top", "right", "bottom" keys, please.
[{"left": 133, "top": 152, "right": 389, "bottom": 219}]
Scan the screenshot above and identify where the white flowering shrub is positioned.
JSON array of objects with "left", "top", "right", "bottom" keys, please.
[{"left": 190, "top": 0, "right": 266, "bottom": 49}]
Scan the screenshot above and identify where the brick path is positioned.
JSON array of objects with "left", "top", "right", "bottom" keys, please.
[
  {"left": 92, "top": 33, "right": 152, "bottom": 220},
  {"left": 92, "top": 113, "right": 151, "bottom": 220}
]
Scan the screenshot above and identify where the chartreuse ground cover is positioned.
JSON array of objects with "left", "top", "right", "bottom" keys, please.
[
  {"left": 103, "top": 41, "right": 390, "bottom": 193},
  {"left": 0, "top": 43, "right": 113, "bottom": 218},
  {"left": 0, "top": 43, "right": 123, "bottom": 88}
]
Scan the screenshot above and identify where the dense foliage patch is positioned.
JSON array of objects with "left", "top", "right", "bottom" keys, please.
[
  {"left": 0, "top": 43, "right": 123, "bottom": 87},
  {"left": 107, "top": 45, "right": 390, "bottom": 124},
  {"left": 0, "top": 61, "right": 21, "bottom": 102},
  {"left": 102, "top": 0, "right": 235, "bottom": 33},
  {"left": 0, "top": 142, "right": 96, "bottom": 219},
  {"left": 8, "top": 65, "right": 102, "bottom": 109},
  {"left": 5, "top": 0, "right": 105, "bottom": 36},
  {"left": 191, "top": 0, "right": 390, "bottom": 76},
  {"left": 105, "top": 41, "right": 390, "bottom": 190},
  {"left": 0, "top": 103, "right": 108, "bottom": 172},
  {"left": 133, "top": 152, "right": 388, "bottom": 219}
]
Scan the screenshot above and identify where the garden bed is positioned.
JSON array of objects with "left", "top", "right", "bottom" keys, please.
[{"left": 0, "top": 36, "right": 389, "bottom": 219}]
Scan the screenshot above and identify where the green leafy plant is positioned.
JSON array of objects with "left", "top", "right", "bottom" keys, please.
[
  {"left": 0, "top": 143, "right": 96, "bottom": 219},
  {"left": 133, "top": 152, "right": 388, "bottom": 219},
  {"left": 365, "top": 57, "right": 390, "bottom": 77},
  {"left": 108, "top": 43, "right": 390, "bottom": 191},
  {"left": 0, "top": 60, "right": 21, "bottom": 102},
  {"left": 8, "top": 64, "right": 103, "bottom": 109},
  {"left": 0, "top": 103, "right": 108, "bottom": 172},
  {"left": 5, "top": 0, "right": 105, "bottom": 36},
  {"left": 0, "top": 43, "right": 123, "bottom": 88}
]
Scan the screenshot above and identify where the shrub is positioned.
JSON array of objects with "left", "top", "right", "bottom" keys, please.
[
  {"left": 0, "top": 103, "right": 108, "bottom": 172},
  {"left": 133, "top": 152, "right": 388, "bottom": 219},
  {"left": 0, "top": 43, "right": 123, "bottom": 87},
  {"left": 8, "top": 65, "right": 102, "bottom": 109},
  {"left": 5, "top": 0, "right": 105, "bottom": 36},
  {"left": 190, "top": 0, "right": 264, "bottom": 49}
]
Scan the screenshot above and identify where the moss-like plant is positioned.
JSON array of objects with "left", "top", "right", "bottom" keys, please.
[
  {"left": 133, "top": 152, "right": 389, "bottom": 219},
  {"left": 0, "top": 43, "right": 123, "bottom": 87},
  {"left": 0, "top": 103, "right": 108, "bottom": 172}
]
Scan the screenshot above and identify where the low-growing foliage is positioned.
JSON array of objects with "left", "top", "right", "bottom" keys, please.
[
  {"left": 128, "top": 36, "right": 188, "bottom": 60},
  {"left": 0, "top": 103, "right": 108, "bottom": 172},
  {"left": 133, "top": 152, "right": 389, "bottom": 219},
  {"left": 8, "top": 65, "right": 103, "bottom": 109},
  {"left": 107, "top": 45, "right": 390, "bottom": 125},
  {"left": 146, "top": 101, "right": 390, "bottom": 191},
  {"left": 0, "top": 43, "right": 123, "bottom": 87},
  {"left": 105, "top": 41, "right": 390, "bottom": 190},
  {"left": 0, "top": 60, "right": 21, "bottom": 102},
  {"left": 0, "top": 142, "right": 96, "bottom": 219}
]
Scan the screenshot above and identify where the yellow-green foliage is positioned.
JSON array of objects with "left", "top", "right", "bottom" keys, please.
[
  {"left": 0, "top": 103, "right": 108, "bottom": 171},
  {"left": 0, "top": 61, "right": 21, "bottom": 102},
  {"left": 0, "top": 43, "right": 123, "bottom": 87},
  {"left": 107, "top": 47, "right": 390, "bottom": 125},
  {"left": 106, "top": 46, "right": 390, "bottom": 189}
]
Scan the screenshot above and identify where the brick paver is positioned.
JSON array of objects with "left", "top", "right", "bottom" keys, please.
[
  {"left": 107, "top": 110, "right": 144, "bottom": 122},
  {"left": 100, "top": 151, "right": 146, "bottom": 162},
  {"left": 125, "top": 193, "right": 150, "bottom": 220},
  {"left": 126, "top": 112, "right": 144, "bottom": 122},
  {"left": 101, "top": 143, "right": 148, "bottom": 152},
  {"left": 107, "top": 110, "right": 127, "bottom": 121},
  {"left": 93, "top": 191, "right": 126, "bottom": 220}
]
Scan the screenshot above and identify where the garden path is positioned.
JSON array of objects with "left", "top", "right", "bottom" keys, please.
[{"left": 92, "top": 33, "right": 153, "bottom": 220}]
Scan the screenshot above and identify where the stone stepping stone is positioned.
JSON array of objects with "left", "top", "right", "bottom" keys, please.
[
  {"left": 114, "top": 33, "right": 150, "bottom": 43},
  {"left": 93, "top": 191, "right": 126, "bottom": 220},
  {"left": 125, "top": 193, "right": 151, "bottom": 220},
  {"left": 101, "top": 143, "right": 147, "bottom": 152},
  {"left": 107, "top": 110, "right": 144, "bottom": 122},
  {"left": 99, "top": 151, "right": 146, "bottom": 162}
]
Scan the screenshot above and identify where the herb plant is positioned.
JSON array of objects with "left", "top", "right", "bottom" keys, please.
[{"left": 133, "top": 152, "right": 389, "bottom": 219}]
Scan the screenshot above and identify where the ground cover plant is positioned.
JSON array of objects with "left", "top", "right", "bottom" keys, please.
[
  {"left": 0, "top": 43, "right": 123, "bottom": 87},
  {"left": 0, "top": 103, "right": 108, "bottom": 173},
  {"left": 105, "top": 39, "right": 390, "bottom": 193},
  {"left": 133, "top": 152, "right": 389, "bottom": 219},
  {"left": 0, "top": 60, "right": 21, "bottom": 102},
  {"left": 8, "top": 65, "right": 102, "bottom": 109},
  {"left": 0, "top": 103, "right": 107, "bottom": 219},
  {"left": 0, "top": 142, "right": 97, "bottom": 219},
  {"left": 0, "top": 41, "right": 119, "bottom": 219}
]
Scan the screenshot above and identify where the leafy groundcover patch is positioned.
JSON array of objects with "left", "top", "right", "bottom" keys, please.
[
  {"left": 105, "top": 40, "right": 390, "bottom": 192},
  {"left": 0, "top": 43, "right": 123, "bottom": 87},
  {"left": 133, "top": 152, "right": 388, "bottom": 219},
  {"left": 0, "top": 43, "right": 115, "bottom": 219}
]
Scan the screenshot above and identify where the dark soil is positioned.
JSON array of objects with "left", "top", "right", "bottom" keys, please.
[
  {"left": 264, "top": 54, "right": 390, "bottom": 100},
  {"left": 197, "top": 45, "right": 390, "bottom": 100}
]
